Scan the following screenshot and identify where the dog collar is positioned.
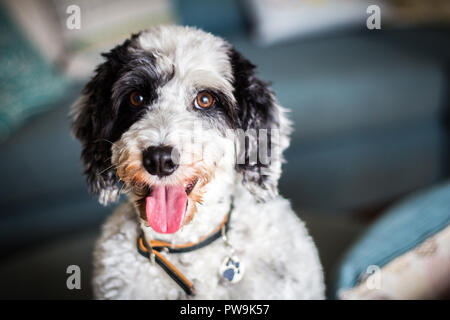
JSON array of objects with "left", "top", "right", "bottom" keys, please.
[{"left": 137, "top": 202, "right": 234, "bottom": 296}]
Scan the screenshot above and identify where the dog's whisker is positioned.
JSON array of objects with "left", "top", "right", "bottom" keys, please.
[
  {"left": 96, "top": 164, "right": 116, "bottom": 176},
  {"left": 95, "top": 138, "right": 118, "bottom": 147},
  {"left": 96, "top": 161, "right": 129, "bottom": 176},
  {"left": 117, "top": 181, "right": 126, "bottom": 195}
]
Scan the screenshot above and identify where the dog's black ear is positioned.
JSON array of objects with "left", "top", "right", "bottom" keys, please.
[
  {"left": 228, "top": 48, "right": 292, "bottom": 202},
  {"left": 71, "top": 37, "right": 137, "bottom": 205}
]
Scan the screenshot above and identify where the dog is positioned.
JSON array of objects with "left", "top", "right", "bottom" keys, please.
[{"left": 71, "top": 25, "right": 324, "bottom": 299}]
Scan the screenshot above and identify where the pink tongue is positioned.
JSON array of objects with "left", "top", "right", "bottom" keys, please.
[{"left": 146, "top": 185, "right": 187, "bottom": 234}]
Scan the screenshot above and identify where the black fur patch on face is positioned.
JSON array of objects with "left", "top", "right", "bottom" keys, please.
[
  {"left": 227, "top": 47, "right": 280, "bottom": 187},
  {"left": 71, "top": 33, "right": 172, "bottom": 197}
]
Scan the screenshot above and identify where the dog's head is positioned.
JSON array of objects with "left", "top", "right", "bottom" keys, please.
[{"left": 71, "top": 26, "right": 291, "bottom": 234}]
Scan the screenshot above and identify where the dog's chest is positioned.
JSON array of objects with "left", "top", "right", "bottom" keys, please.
[
  {"left": 130, "top": 234, "right": 247, "bottom": 299},
  {"left": 94, "top": 197, "right": 324, "bottom": 299}
]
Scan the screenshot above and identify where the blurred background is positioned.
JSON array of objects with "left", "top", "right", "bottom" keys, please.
[{"left": 0, "top": 0, "right": 449, "bottom": 299}]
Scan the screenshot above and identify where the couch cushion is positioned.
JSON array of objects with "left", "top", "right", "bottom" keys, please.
[
  {"left": 0, "top": 88, "right": 112, "bottom": 258},
  {"left": 0, "top": 4, "right": 70, "bottom": 142},
  {"left": 173, "top": 0, "right": 245, "bottom": 36},
  {"left": 231, "top": 30, "right": 447, "bottom": 141},
  {"left": 332, "top": 182, "right": 450, "bottom": 298},
  {"left": 229, "top": 29, "right": 449, "bottom": 211},
  {"left": 280, "top": 123, "right": 447, "bottom": 211}
]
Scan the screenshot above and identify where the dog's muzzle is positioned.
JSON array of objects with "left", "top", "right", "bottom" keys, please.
[{"left": 140, "top": 145, "right": 196, "bottom": 234}]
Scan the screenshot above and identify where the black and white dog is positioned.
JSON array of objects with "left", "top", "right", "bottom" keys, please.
[{"left": 71, "top": 26, "right": 324, "bottom": 299}]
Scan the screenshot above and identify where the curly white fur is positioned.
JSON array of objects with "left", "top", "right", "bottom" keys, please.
[
  {"left": 93, "top": 184, "right": 325, "bottom": 299},
  {"left": 74, "top": 26, "right": 325, "bottom": 299}
]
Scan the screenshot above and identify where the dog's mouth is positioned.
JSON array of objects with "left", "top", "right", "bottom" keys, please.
[{"left": 143, "top": 178, "right": 198, "bottom": 234}]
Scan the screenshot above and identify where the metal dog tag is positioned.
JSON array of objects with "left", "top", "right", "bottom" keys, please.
[{"left": 219, "top": 255, "right": 244, "bottom": 284}]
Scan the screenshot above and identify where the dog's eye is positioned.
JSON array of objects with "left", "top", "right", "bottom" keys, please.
[
  {"left": 130, "top": 91, "right": 144, "bottom": 107},
  {"left": 194, "top": 91, "right": 214, "bottom": 109}
]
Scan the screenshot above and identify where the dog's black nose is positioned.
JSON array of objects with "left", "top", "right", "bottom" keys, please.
[{"left": 142, "top": 145, "right": 179, "bottom": 177}]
